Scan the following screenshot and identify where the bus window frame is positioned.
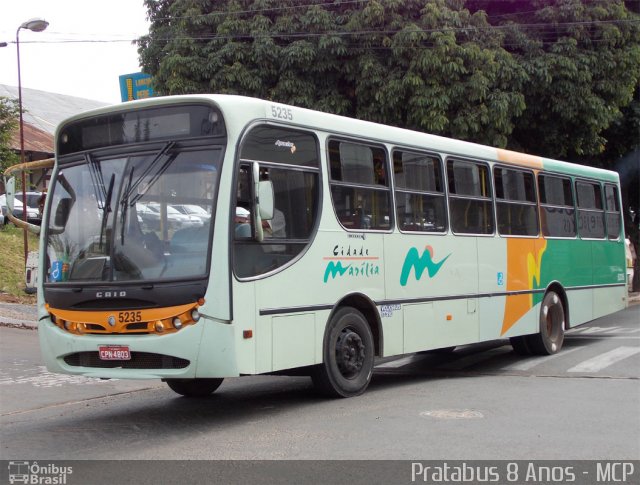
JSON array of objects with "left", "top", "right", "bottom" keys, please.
[
  {"left": 326, "top": 136, "right": 394, "bottom": 233},
  {"left": 391, "top": 147, "right": 448, "bottom": 235},
  {"left": 493, "top": 164, "right": 540, "bottom": 239},
  {"left": 445, "top": 156, "right": 495, "bottom": 237},
  {"left": 575, "top": 178, "right": 606, "bottom": 241}
]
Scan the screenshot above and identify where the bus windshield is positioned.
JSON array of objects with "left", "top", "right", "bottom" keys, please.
[{"left": 45, "top": 145, "right": 222, "bottom": 284}]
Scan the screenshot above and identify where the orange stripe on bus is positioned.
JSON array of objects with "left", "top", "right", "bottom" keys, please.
[{"left": 496, "top": 148, "right": 543, "bottom": 169}]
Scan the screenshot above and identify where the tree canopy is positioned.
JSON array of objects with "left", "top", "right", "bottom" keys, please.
[{"left": 138, "top": 0, "right": 639, "bottom": 165}]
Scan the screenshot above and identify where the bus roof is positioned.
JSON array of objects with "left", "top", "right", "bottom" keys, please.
[{"left": 56, "top": 94, "right": 620, "bottom": 184}]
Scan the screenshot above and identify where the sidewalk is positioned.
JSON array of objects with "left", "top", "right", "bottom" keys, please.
[
  {"left": 0, "top": 301, "right": 38, "bottom": 329},
  {"left": 1, "top": 293, "right": 639, "bottom": 331}
]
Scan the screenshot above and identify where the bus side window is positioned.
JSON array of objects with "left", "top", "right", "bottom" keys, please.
[
  {"left": 576, "top": 180, "right": 605, "bottom": 239},
  {"left": 447, "top": 159, "right": 494, "bottom": 235},
  {"left": 604, "top": 184, "right": 621, "bottom": 240},
  {"left": 329, "top": 139, "right": 391, "bottom": 231},
  {"left": 393, "top": 150, "right": 446, "bottom": 233},
  {"left": 494, "top": 167, "right": 539, "bottom": 237},
  {"left": 539, "top": 174, "right": 576, "bottom": 238}
]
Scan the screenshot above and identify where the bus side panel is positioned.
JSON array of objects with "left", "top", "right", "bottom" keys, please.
[
  {"left": 233, "top": 279, "right": 258, "bottom": 374},
  {"left": 593, "top": 286, "right": 627, "bottom": 320},
  {"left": 385, "top": 234, "right": 479, "bottom": 354},
  {"left": 592, "top": 239, "right": 627, "bottom": 319},
  {"left": 271, "top": 313, "right": 316, "bottom": 371},
  {"left": 195, "top": 319, "right": 241, "bottom": 378},
  {"left": 477, "top": 237, "right": 545, "bottom": 340},
  {"left": 252, "top": 230, "right": 385, "bottom": 372},
  {"left": 539, "top": 238, "right": 594, "bottom": 327}
]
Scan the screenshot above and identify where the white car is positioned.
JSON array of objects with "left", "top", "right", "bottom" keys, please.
[
  {"left": 0, "top": 194, "right": 40, "bottom": 225},
  {"left": 138, "top": 202, "right": 202, "bottom": 230},
  {"left": 172, "top": 204, "right": 210, "bottom": 224}
]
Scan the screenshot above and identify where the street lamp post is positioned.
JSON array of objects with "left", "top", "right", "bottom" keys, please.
[{"left": 16, "top": 18, "right": 48, "bottom": 279}]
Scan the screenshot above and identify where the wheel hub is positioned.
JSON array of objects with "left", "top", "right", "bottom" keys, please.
[{"left": 335, "top": 327, "right": 365, "bottom": 378}]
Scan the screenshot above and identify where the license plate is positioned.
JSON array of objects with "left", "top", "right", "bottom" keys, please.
[{"left": 98, "top": 345, "right": 131, "bottom": 361}]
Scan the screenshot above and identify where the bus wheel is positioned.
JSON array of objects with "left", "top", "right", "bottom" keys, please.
[
  {"left": 527, "top": 291, "right": 565, "bottom": 355},
  {"left": 165, "top": 378, "right": 223, "bottom": 397},
  {"left": 312, "top": 307, "right": 374, "bottom": 398}
]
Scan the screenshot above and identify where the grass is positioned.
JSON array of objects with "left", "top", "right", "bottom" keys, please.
[{"left": 0, "top": 224, "right": 39, "bottom": 303}]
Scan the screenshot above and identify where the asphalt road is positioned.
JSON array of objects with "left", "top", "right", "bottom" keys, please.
[{"left": 1, "top": 305, "right": 638, "bottom": 479}]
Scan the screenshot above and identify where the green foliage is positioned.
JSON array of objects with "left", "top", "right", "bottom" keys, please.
[
  {"left": 0, "top": 96, "right": 20, "bottom": 174},
  {"left": 0, "top": 225, "right": 38, "bottom": 301},
  {"left": 138, "top": 0, "right": 640, "bottom": 164}
]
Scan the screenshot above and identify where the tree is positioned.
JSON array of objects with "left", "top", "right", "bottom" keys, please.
[
  {"left": 138, "top": 0, "right": 531, "bottom": 146},
  {"left": 471, "top": 0, "right": 640, "bottom": 161},
  {"left": 0, "top": 96, "right": 20, "bottom": 177},
  {"left": 138, "top": 0, "right": 640, "bottom": 161}
]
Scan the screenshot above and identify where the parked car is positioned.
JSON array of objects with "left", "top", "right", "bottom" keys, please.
[
  {"left": 172, "top": 204, "right": 211, "bottom": 224},
  {"left": 0, "top": 194, "right": 41, "bottom": 225},
  {"left": 137, "top": 202, "right": 202, "bottom": 230}
]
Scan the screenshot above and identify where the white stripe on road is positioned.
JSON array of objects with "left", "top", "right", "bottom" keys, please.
[
  {"left": 567, "top": 346, "right": 640, "bottom": 373},
  {"left": 501, "top": 347, "right": 580, "bottom": 372}
]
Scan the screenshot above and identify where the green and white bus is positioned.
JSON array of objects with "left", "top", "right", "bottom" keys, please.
[{"left": 29, "top": 95, "right": 627, "bottom": 397}]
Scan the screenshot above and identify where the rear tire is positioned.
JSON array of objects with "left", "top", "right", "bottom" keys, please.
[
  {"left": 312, "top": 307, "right": 374, "bottom": 398},
  {"left": 526, "top": 290, "right": 565, "bottom": 355},
  {"left": 165, "top": 378, "right": 223, "bottom": 397}
]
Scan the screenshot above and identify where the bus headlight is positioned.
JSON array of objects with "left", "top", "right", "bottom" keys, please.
[
  {"left": 173, "top": 318, "right": 183, "bottom": 329},
  {"left": 154, "top": 321, "right": 165, "bottom": 333},
  {"left": 191, "top": 310, "right": 200, "bottom": 322}
]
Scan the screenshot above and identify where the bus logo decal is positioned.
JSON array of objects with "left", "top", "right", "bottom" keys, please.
[
  {"left": 323, "top": 245, "right": 380, "bottom": 283},
  {"left": 324, "top": 261, "right": 350, "bottom": 282},
  {"left": 400, "top": 246, "right": 450, "bottom": 286}
]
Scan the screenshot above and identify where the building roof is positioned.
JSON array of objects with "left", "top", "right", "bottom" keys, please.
[
  {"left": 0, "top": 84, "right": 108, "bottom": 135},
  {"left": 9, "top": 122, "right": 54, "bottom": 154}
]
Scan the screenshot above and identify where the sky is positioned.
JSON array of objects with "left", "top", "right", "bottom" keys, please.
[{"left": 0, "top": 0, "right": 150, "bottom": 104}]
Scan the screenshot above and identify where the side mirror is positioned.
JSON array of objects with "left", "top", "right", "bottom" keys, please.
[
  {"left": 2, "top": 177, "right": 41, "bottom": 234},
  {"left": 258, "top": 180, "right": 274, "bottom": 221},
  {"left": 51, "top": 197, "right": 72, "bottom": 232},
  {"left": 5, "top": 176, "right": 15, "bottom": 213},
  {"left": 251, "top": 163, "right": 275, "bottom": 243}
]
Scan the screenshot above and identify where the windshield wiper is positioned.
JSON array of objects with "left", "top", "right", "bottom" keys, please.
[
  {"left": 99, "top": 173, "right": 115, "bottom": 250},
  {"left": 120, "top": 141, "right": 176, "bottom": 206},
  {"left": 85, "top": 153, "right": 106, "bottom": 209},
  {"left": 120, "top": 166, "right": 134, "bottom": 245}
]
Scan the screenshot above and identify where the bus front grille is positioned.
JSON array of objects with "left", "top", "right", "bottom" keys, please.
[{"left": 63, "top": 352, "right": 190, "bottom": 369}]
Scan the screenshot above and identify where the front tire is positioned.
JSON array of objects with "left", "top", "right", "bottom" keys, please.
[
  {"left": 165, "top": 378, "right": 223, "bottom": 397},
  {"left": 312, "top": 307, "right": 374, "bottom": 398},
  {"left": 527, "top": 290, "right": 565, "bottom": 355}
]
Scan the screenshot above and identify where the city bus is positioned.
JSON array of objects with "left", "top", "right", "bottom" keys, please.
[{"left": 12, "top": 94, "right": 627, "bottom": 398}]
